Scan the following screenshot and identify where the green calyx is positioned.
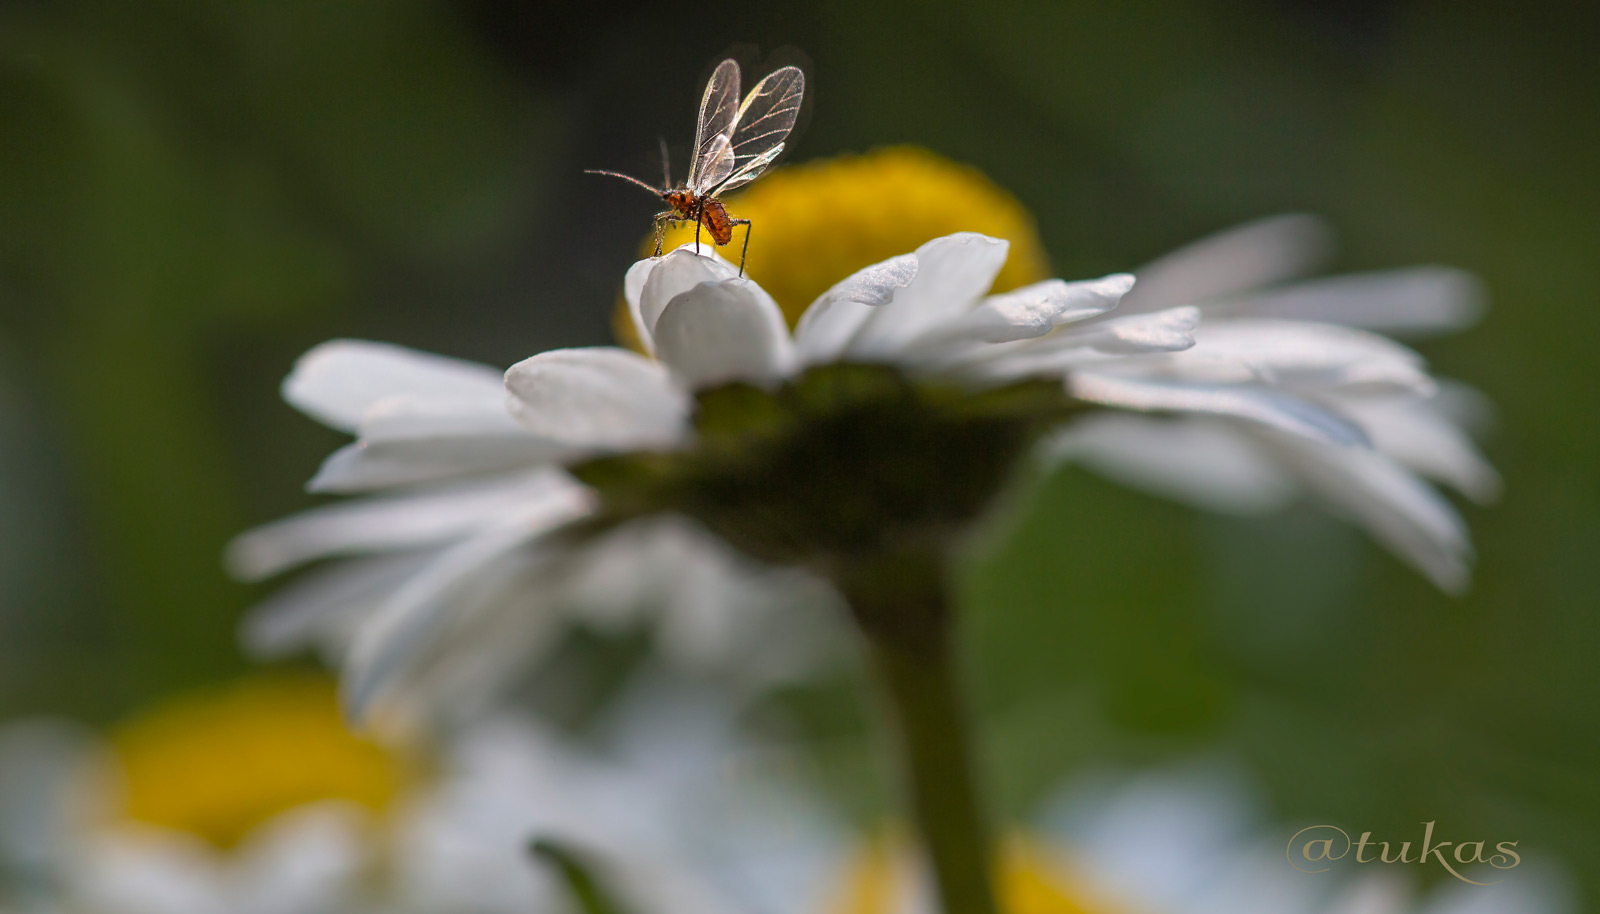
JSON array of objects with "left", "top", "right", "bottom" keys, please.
[{"left": 571, "top": 363, "right": 1083, "bottom": 584}]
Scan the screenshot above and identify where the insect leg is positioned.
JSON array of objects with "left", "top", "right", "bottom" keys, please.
[
  {"left": 694, "top": 215, "right": 702, "bottom": 256},
  {"left": 652, "top": 212, "right": 673, "bottom": 257},
  {"left": 726, "top": 219, "right": 753, "bottom": 277}
]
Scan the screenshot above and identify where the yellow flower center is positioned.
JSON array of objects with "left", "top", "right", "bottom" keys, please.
[
  {"left": 615, "top": 146, "right": 1051, "bottom": 346},
  {"left": 827, "top": 834, "right": 1138, "bottom": 914},
  {"left": 110, "top": 674, "right": 409, "bottom": 849}
]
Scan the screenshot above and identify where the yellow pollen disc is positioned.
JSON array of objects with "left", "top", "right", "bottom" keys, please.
[
  {"left": 826, "top": 833, "right": 1135, "bottom": 914},
  {"left": 109, "top": 674, "right": 409, "bottom": 849},
  {"left": 614, "top": 146, "right": 1051, "bottom": 348}
]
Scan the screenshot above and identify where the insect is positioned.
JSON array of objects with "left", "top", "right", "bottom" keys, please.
[{"left": 587, "top": 58, "right": 805, "bottom": 277}]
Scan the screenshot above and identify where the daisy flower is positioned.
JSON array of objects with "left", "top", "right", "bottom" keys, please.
[{"left": 230, "top": 146, "right": 1495, "bottom": 914}]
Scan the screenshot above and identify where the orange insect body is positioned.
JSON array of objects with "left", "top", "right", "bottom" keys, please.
[
  {"left": 587, "top": 59, "right": 805, "bottom": 275},
  {"left": 663, "top": 190, "right": 736, "bottom": 246}
]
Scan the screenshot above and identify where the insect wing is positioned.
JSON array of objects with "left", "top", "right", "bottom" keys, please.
[
  {"left": 712, "top": 143, "right": 785, "bottom": 194},
  {"left": 688, "top": 59, "right": 740, "bottom": 192},
  {"left": 726, "top": 67, "right": 804, "bottom": 178},
  {"left": 693, "top": 134, "right": 735, "bottom": 194}
]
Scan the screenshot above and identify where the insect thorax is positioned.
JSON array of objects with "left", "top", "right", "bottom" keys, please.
[{"left": 664, "top": 190, "right": 696, "bottom": 216}]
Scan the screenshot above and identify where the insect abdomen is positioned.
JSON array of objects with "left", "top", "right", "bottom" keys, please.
[{"left": 700, "top": 201, "right": 735, "bottom": 245}]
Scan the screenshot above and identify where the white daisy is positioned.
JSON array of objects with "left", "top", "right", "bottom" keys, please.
[{"left": 233, "top": 222, "right": 1490, "bottom": 721}]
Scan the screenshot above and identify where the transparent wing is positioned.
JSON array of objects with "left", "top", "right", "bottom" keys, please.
[
  {"left": 687, "top": 60, "right": 740, "bottom": 192},
  {"left": 719, "top": 66, "right": 804, "bottom": 188},
  {"left": 693, "top": 135, "right": 735, "bottom": 194},
  {"left": 712, "top": 143, "right": 785, "bottom": 194}
]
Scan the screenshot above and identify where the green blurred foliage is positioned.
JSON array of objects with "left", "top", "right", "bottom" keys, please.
[{"left": 0, "top": 0, "right": 1595, "bottom": 903}]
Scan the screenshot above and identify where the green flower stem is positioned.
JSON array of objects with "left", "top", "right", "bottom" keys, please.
[{"left": 851, "top": 564, "right": 999, "bottom": 914}]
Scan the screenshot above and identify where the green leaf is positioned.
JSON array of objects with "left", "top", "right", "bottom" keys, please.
[{"left": 528, "top": 838, "right": 637, "bottom": 914}]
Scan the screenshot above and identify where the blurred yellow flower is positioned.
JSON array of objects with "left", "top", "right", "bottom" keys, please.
[
  {"left": 110, "top": 674, "right": 408, "bottom": 848},
  {"left": 616, "top": 146, "right": 1051, "bottom": 346},
  {"left": 827, "top": 833, "right": 1134, "bottom": 914}
]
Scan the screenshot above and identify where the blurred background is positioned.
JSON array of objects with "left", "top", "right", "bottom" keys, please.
[{"left": 0, "top": 0, "right": 1595, "bottom": 904}]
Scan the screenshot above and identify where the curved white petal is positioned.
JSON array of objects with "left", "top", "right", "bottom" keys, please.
[
  {"left": 1048, "top": 306, "right": 1201, "bottom": 355},
  {"left": 1183, "top": 320, "right": 1434, "bottom": 396},
  {"left": 1118, "top": 214, "right": 1332, "bottom": 315},
  {"left": 1340, "top": 394, "right": 1501, "bottom": 503},
  {"left": 357, "top": 394, "right": 541, "bottom": 445},
  {"left": 342, "top": 516, "right": 578, "bottom": 723},
  {"left": 1269, "top": 436, "right": 1473, "bottom": 593},
  {"left": 904, "top": 274, "right": 1134, "bottom": 355},
  {"left": 239, "top": 553, "right": 428, "bottom": 659},
  {"left": 504, "top": 347, "right": 691, "bottom": 452},
  {"left": 227, "top": 471, "right": 584, "bottom": 581},
  {"left": 370, "top": 565, "right": 568, "bottom": 731},
  {"left": 307, "top": 437, "right": 568, "bottom": 494},
  {"left": 1069, "top": 372, "right": 1369, "bottom": 447},
  {"left": 623, "top": 256, "right": 663, "bottom": 354},
  {"left": 653, "top": 278, "right": 796, "bottom": 388},
  {"left": 283, "top": 340, "right": 506, "bottom": 434},
  {"left": 634, "top": 245, "right": 741, "bottom": 344},
  {"left": 847, "top": 233, "right": 1010, "bottom": 358},
  {"left": 959, "top": 307, "right": 1200, "bottom": 383},
  {"left": 792, "top": 253, "right": 919, "bottom": 363},
  {"left": 1045, "top": 414, "right": 1298, "bottom": 514},
  {"left": 1216, "top": 266, "right": 1486, "bottom": 337}
]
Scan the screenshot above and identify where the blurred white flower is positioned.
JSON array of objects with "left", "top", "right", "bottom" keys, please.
[
  {"left": 233, "top": 223, "right": 1493, "bottom": 721},
  {"left": 0, "top": 678, "right": 843, "bottom": 914},
  {"left": 814, "top": 764, "right": 1574, "bottom": 914}
]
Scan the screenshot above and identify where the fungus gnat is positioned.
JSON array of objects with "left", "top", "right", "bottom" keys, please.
[{"left": 587, "top": 58, "right": 804, "bottom": 276}]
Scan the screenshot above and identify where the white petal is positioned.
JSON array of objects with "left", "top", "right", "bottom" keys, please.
[
  {"left": 1069, "top": 371, "right": 1369, "bottom": 447},
  {"left": 847, "top": 233, "right": 1010, "bottom": 357},
  {"left": 653, "top": 278, "right": 796, "bottom": 388},
  {"left": 307, "top": 437, "right": 566, "bottom": 493},
  {"left": 73, "top": 829, "right": 228, "bottom": 914},
  {"left": 623, "top": 256, "right": 663, "bottom": 354},
  {"left": 904, "top": 274, "right": 1134, "bottom": 353},
  {"left": 358, "top": 394, "right": 541, "bottom": 445},
  {"left": 1217, "top": 266, "right": 1486, "bottom": 336},
  {"left": 1341, "top": 393, "right": 1501, "bottom": 503},
  {"left": 1045, "top": 414, "right": 1297, "bottom": 514},
  {"left": 370, "top": 567, "right": 567, "bottom": 731},
  {"left": 959, "top": 307, "right": 1200, "bottom": 383},
  {"left": 635, "top": 245, "right": 740, "bottom": 343},
  {"left": 1269, "top": 437, "right": 1473, "bottom": 593},
  {"left": 504, "top": 347, "right": 691, "bottom": 452},
  {"left": 342, "top": 517, "right": 574, "bottom": 722},
  {"left": 1183, "top": 320, "right": 1434, "bottom": 396},
  {"left": 239, "top": 553, "right": 427, "bottom": 659},
  {"left": 1048, "top": 305, "right": 1201, "bottom": 355},
  {"left": 226, "top": 471, "right": 584, "bottom": 580},
  {"left": 792, "top": 253, "right": 919, "bottom": 363},
  {"left": 231, "top": 804, "right": 368, "bottom": 914},
  {"left": 282, "top": 340, "right": 506, "bottom": 434},
  {"left": 1119, "top": 214, "right": 1332, "bottom": 315}
]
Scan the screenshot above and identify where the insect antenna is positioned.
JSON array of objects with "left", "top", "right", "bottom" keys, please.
[
  {"left": 584, "top": 169, "right": 666, "bottom": 197},
  {"left": 657, "top": 137, "right": 672, "bottom": 189}
]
